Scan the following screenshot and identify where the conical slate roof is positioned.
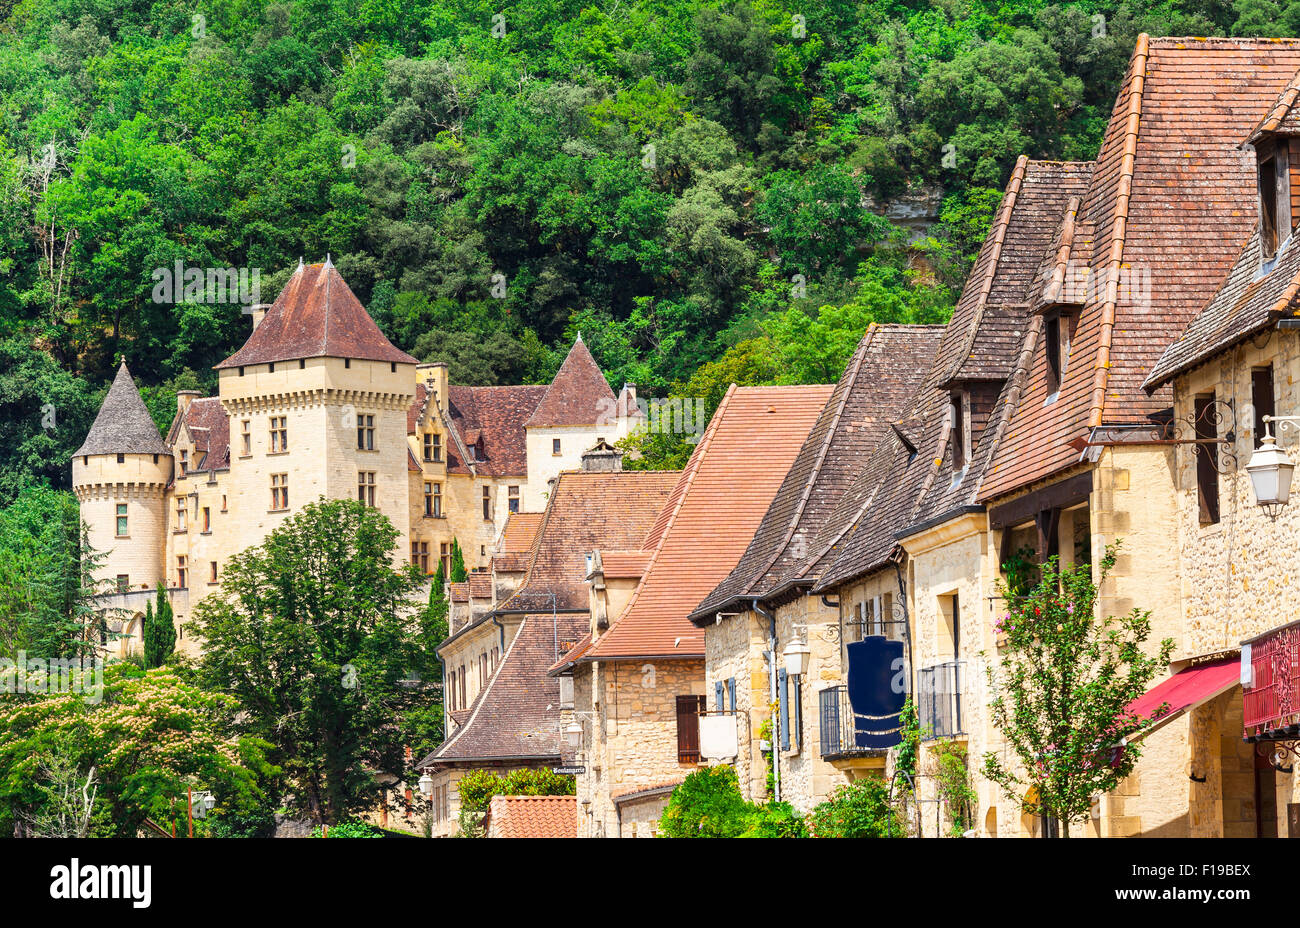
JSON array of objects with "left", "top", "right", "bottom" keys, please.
[
  {"left": 524, "top": 336, "right": 616, "bottom": 428},
  {"left": 216, "top": 260, "right": 417, "bottom": 369},
  {"left": 73, "top": 361, "right": 172, "bottom": 457}
]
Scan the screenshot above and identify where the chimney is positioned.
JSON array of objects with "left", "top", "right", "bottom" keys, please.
[
  {"left": 176, "top": 390, "right": 202, "bottom": 420},
  {"left": 249, "top": 303, "right": 272, "bottom": 330},
  {"left": 417, "top": 361, "right": 449, "bottom": 409},
  {"left": 581, "top": 438, "right": 624, "bottom": 472}
]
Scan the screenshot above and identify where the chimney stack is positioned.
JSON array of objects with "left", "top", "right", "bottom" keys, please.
[
  {"left": 176, "top": 390, "right": 202, "bottom": 419},
  {"left": 249, "top": 303, "right": 272, "bottom": 330},
  {"left": 581, "top": 438, "right": 624, "bottom": 473}
]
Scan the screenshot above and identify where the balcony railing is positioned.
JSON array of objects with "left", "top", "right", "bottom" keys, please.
[
  {"left": 819, "top": 685, "right": 901, "bottom": 757},
  {"left": 1244, "top": 621, "right": 1300, "bottom": 738},
  {"left": 917, "top": 661, "right": 965, "bottom": 740}
]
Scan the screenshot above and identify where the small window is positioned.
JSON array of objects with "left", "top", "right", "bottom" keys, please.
[
  {"left": 1194, "top": 394, "right": 1220, "bottom": 524},
  {"left": 1253, "top": 366, "right": 1276, "bottom": 447},
  {"left": 675, "top": 695, "right": 706, "bottom": 763},
  {"left": 238, "top": 366, "right": 244, "bottom": 376},
  {"left": 391, "top": 362, "right": 397, "bottom": 373},
  {"left": 269, "top": 416, "right": 287, "bottom": 453},
  {"left": 221, "top": 494, "right": 227, "bottom": 512},
  {"left": 482, "top": 486, "right": 492, "bottom": 521},
  {"left": 949, "top": 392, "right": 966, "bottom": 471},
  {"left": 268, "top": 362, "right": 275, "bottom": 373},
  {"left": 1045, "top": 315, "right": 1062, "bottom": 396},
  {"left": 358, "top": 471, "right": 376, "bottom": 506},
  {"left": 508, "top": 485, "right": 520, "bottom": 513},
  {"left": 299, "top": 359, "right": 306, "bottom": 369},
  {"left": 177, "top": 556, "right": 187, "bottom": 589},
  {"left": 441, "top": 542, "right": 451, "bottom": 576},
  {"left": 241, "top": 420, "right": 251, "bottom": 456},
  {"left": 175, "top": 498, "right": 187, "bottom": 532},
  {"left": 552, "top": 438, "right": 562, "bottom": 456},
  {"left": 179, "top": 449, "right": 188, "bottom": 474},
  {"left": 344, "top": 358, "right": 351, "bottom": 369},
  {"left": 209, "top": 561, "right": 218, "bottom": 583},
  {"left": 116, "top": 503, "right": 128, "bottom": 537},
  {"left": 357, "top": 414, "right": 375, "bottom": 451},
  {"left": 202, "top": 506, "right": 210, "bottom": 532},
  {"left": 270, "top": 473, "right": 289, "bottom": 511},
  {"left": 116, "top": 453, "right": 125, "bottom": 464},
  {"left": 116, "top": 574, "right": 130, "bottom": 594}
]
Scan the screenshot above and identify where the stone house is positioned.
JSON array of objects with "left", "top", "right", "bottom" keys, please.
[
  {"left": 415, "top": 464, "right": 676, "bottom": 836},
  {"left": 688, "top": 325, "right": 944, "bottom": 813},
  {"left": 1137, "top": 64, "right": 1300, "bottom": 838},
  {"left": 552, "top": 384, "right": 833, "bottom": 835},
  {"left": 72, "top": 260, "right": 638, "bottom": 658}
]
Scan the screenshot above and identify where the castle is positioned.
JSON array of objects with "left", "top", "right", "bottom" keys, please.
[{"left": 72, "top": 259, "right": 638, "bottom": 655}]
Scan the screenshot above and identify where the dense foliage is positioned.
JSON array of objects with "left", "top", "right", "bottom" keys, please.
[
  {"left": 806, "top": 778, "right": 906, "bottom": 838},
  {"left": 142, "top": 583, "right": 176, "bottom": 668},
  {"left": 457, "top": 768, "right": 577, "bottom": 814},
  {"left": 0, "top": 0, "right": 1273, "bottom": 492},
  {"left": 983, "top": 544, "right": 1174, "bottom": 835},
  {"left": 191, "top": 498, "right": 438, "bottom": 825}
]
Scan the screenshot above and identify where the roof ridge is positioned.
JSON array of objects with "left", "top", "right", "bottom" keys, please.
[
  {"left": 433, "top": 615, "right": 530, "bottom": 758},
  {"left": 1039, "top": 195, "right": 1084, "bottom": 306},
  {"left": 1088, "top": 32, "right": 1148, "bottom": 429}
]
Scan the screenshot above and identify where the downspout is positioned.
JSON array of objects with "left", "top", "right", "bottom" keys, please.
[
  {"left": 753, "top": 599, "right": 780, "bottom": 804},
  {"left": 490, "top": 613, "right": 506, "bottom": 654}
]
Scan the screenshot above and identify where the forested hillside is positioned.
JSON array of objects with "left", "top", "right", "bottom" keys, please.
[{"left": 0, "top": 0, "right": 1276, "bottom": 494}]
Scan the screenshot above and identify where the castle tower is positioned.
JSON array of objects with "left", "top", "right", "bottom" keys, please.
[
  {"left": 214, "top": 259, "right": 417, "bottom": 556},
  {"left": 72, "top": 360, "right": 173, "bottom": 593}
]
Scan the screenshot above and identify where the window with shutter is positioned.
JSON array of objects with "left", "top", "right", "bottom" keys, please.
[
  {"left": 727, "top": 678, "right": 736, "bottom": 712},
  {"left": 715, "top": 681, "right": 725, "bottom": 711},
  {"left": 675, "top": 695, "right": 705, "bottom": 763},
  {"left": 778, "top": 669, "right": 790, "bottom": 751},
  {"left": 1195, "top": 394, "right": 1220, "bottom": 524}
]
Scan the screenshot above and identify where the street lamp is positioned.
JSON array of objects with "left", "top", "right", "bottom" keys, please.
[
  {"left": 1248, "top": 417, "right": 1298, "bottom": 519},
  {"left": 418, "top": 772, "right": 434, "bottom": 799},
  {"left": 783, "top": 630, "right": 811, "bottom": 677},
  {"left": 564, "top": 721, "right": 583, "bottom": 750}
]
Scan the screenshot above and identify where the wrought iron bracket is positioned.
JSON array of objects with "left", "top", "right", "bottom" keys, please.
[
  {"left": 1255, "top": 740, "right": 1300, "bottom": 773},
  {"left": 1068, "top": 399, "right": 1238, "bottom": 475}
]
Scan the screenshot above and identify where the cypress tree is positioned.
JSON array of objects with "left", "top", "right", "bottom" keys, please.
[
  {"left": 144, "top": 584, "right": 176, "bottom": 668},
  {"left": 450, "top": 539, "right": 467, "bottom": 583}
]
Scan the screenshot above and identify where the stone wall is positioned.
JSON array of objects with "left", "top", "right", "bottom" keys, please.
[{"left": 703, "top": 608, "right": 770, "bottom": 803}]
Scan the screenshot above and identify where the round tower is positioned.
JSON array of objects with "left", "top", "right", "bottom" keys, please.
[{"left": 72, "top": 360, "right": 173, "bottom": 594}]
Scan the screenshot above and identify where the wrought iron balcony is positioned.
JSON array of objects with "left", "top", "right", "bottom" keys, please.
[
  {"left": 819, "top": 685, "right": 901, "bottom": 758},
  {"left": 917, "top": 660, "right": 965, "bottom": 740}
]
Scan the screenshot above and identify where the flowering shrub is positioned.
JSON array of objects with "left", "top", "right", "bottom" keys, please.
[
  {"left": 982, "top": 543, "right": 1173, "bottom": 834},
  {"left": 807, "top": 779, "right": 905, "bottom": 838}
]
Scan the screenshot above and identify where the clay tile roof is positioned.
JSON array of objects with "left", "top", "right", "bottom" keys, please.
[
  {"left": 486, "top": 794, "right": 576, "bottom": 838},
  {"left": 1146, "top": 232, "right": 1300, "bottom": 389},
  {"left": 596, "top": 551, "right": 653, "bottom": 579},
  {"left": 611, "top": 781, "right": 682, "bottom": 805},
  {"left": 500, "top": 512, "right": 545, "bottom": 553},
  {"left": 692, "top": 326, "right": 943, "bottom": 620},
  {"left": 587, "top": 384, "right": 833, "bottom": 660},
  {"left": 74, "top": 361, "right": 172, "bottom": 458},
  {"left": 449, "top": 582, "right": 469, "bottom": 603},
  {"left": 524, "top": 337, "right": 617, "bottom": 428},
  {"left": 1249, "top": 69, "right": 1300, "bottom": 144},
  {"left": 185, "top": 398, "right": 229, "bottom": 471},
  {"left": 216, "top": 261, "right": 417, "bottom": 369},
  {"left": 491, "top": 552, "right": 530, "bottom": 573},
  {"left": 468, "top": 571, "right": 493, "bottom": 599},
  {"left": 445, "top": 385, "right": 547, "bottom": 476},
  {"left": 407, "top": 382, "right": 429, "bottom": 435},
  {"left": 497, "top": 471, "right": 677, "bottom": 615},
  {"left": 980, "top": 36, "right": 1300, "bottom": 503}
]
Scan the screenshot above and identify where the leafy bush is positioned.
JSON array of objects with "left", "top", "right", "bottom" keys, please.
[
  {"left": 312, "top": 820, "right": 381, "bottom": 838},
  {"left": 807, "top": 779, "right": 906, "bottom": 838},
  {"left": 741, "top": 801, "right": 808, "bottom": 838},
  {"left": 208, "top": 807, "right": 277, "bottom": 839},
  {"left": 457, "top": 768, "right": 576, "bottom": 814},
  {"left": 659, "top": 766, "right": 807, "bottom": 838}
]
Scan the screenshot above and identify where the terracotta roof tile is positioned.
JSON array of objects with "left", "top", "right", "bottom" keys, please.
[
  {"left": 499, "top": 512, "right": 545, "bottom": 553},
  {"left": 468, "top": 571, "right": 493, "bottom": 599},
  {"left": 74, "top": 361, "right": 173, "bottom": 458},
  {"left": 486, "top": 794, "right": 576, "bottom": 838},
  {"left": 596, "top": 551, "right": 653, "bottom": 579},
  {"left": 692, "top": 325, "right": 943, "bottom": 619},
  {"left": 216, "top": 262, "right": 416, "bottom": 368},
  {"left": 981, "top": 36, "right": 1300, "bottom": 502},
  {"left": 524, "top": 337, "right": 617, "bottom": 428},
  {"left": 449, "top": 582, "right": 469, "bottom": 603},
  {"left": 185, "top": 398, "right": 229, "bottom": 472},
  {"left": 445, "top": 385, "right": 547, "bottom": 477},
  {"left": 587, "top": 385, "right": 833, "bottom": 659}
]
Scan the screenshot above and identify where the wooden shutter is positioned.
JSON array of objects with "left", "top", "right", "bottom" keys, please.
[
  {"left": 1253, "top": 367, "right": 1276, "bottom": 447},
  {"left": 778, "top": 670, "right": 791, "bottom": 751},
  {"left": 1195, "top": 394, "right": 1220, "bottom": 524},
  {"left": 676, "top": 695, "right": 704, "bottom": 763},
  {"left": 715, "top": 681, "right": 725, "bottom": 711},
  {"left": 727, "top": 678, "right": 737, "bottom": 712}
]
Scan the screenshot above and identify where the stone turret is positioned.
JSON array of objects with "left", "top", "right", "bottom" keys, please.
[{"left": 72, "top": 360, "right": 173, "bottom": 592}]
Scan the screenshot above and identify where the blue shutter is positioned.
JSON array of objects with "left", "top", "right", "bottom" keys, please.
[
  {"left": 727, "top": 677, "right": 737, "bottom": 712},
  {"left": 778, "top": 669, "right": 790, "bottom": 751},
  {"left": 715, "top": 681, "right": 725, "bottom": 711}
]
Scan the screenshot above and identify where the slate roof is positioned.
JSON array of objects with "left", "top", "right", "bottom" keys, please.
[
  {"left": 486, "top": 794, "right": 576, "bottom": 838},
  {"left": 74, "top": 361, "right": 172, "bottom": 458},
  {"left": 1145, "top": 231, "right": 1300, "bottom": 390},
  {"left": 444, "top": 385, "right": 547, "bottom": 477},
  {"left": 691, "top": 326, "right": 943, "bottom": 621},
  {"left": 811, "top": 159, "right": 1090, "bottom": 591},
  {"left": 524, "top": 336, "right": 617, "bottom": 428},
  {"left": 981, "top": 36, "right": 1300, "bottom": 501},
  {"left": 496, "top": 470, "right": 677, "bottom": 615},
  {"left": 586, "top": 384, "right": 833, "bottom": 660},
  {"left": 216, "top": 261, "right": 417, "bottom": 368},
  {"left": 425, "top": 470, "right": 675, "bottom": 766},
  {"left": 184, "top": 398, "right": 230, "bottom": 472}
]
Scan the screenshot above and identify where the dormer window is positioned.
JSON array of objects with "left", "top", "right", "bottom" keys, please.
[
  {"left": 949, "top": 391, "right": 967, "bottom": 472},
  {"left": 1258, "top": 139, "right": 1292, "bottom": 260}
]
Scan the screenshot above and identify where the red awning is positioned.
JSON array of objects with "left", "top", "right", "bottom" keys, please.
[{"left": 1126, "top": 657, "right": 1240, "bottom": 738}]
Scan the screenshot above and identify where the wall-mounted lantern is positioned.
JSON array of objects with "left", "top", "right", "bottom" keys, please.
[{"left": 1248, "top": 416, "right": 1298, "bottom": 519}]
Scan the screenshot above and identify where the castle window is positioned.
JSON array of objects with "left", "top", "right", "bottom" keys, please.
[
  {"left": 269, "top": 416, "right": 287, "bottom": 453},
  {"left": 117, "top": 453, "right": 125, "bottom": 464},
  {"left": 358, "top": 471, "right": 377, "bottom": 507},
  {"left": 175, "top": 498, "right": 187, "bottom": 532},
  {"left": 270, "top": 473, "right": 289, "bottom": 511},
  {"left": 202, "top": 506, "right": 210, "bottom": 532},
  {"left": 357, "top": 415, "right": 375, "bottom": 451},
  {"left": 1195, "top": 393, "right": 1220, "bottom": 525},
  {"left": 552, "top": 438, "right": 561, "bottom": 456},
  {"left": 425, "top": 482, "right": 443, "bottom": 518},
  {"left": 508, "top": 486, "right": 520, "bottom": 513},
  {"left": 482, "top": 486, "right": 492, "bottom": 521},
  {"left": 177, "top": 556, "right": 187, "bottom": 589},
  {"left": 344, "top": 359, "right": 351, "bottom": 369},
  {"left": 241, "top": 420, "right": 251, "bottom": 456},
  {"left": 411, "top": 541, "right": 430, "bottom": 574},
  {"left": 441, "top": 542, "right": 451, "bottom": 576},
  {"left": 424, "top": 432, "right": 441, "bottom": 463},
  {"left": 209, "top": 561, "right": 218, "bottom": 584},
  {"left": 179, "top": 450, "right": 188, "bottom": 475},
  {"left": 391, "top": 362, "right": 396, "bottom": 373},
  {"left": 1253, "top": 365, "right": 1276, "bottom": 447},
  {"left": 116, "top": 503, "right": 128, "bottom": 537},
  {"left": 268, "top": 362, "right": 275, "bottom": 373},
  {"left": 299, "top": 359, "right": 305, "bottom": 369},
  {"left": 221, "top": 494, "right": 227, "bottom": 512},
  {"left": 153, "top": 454, "right": 158, "bottom": 464},
  {"left": 116, "top": 574, "right": 130, "bottom": 594}
]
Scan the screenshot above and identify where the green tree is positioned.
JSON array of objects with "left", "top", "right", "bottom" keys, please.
[
  {"left": 191, "top": 498, "right": 435, "bottom": 825},
  {"left": 807, "top": 779, "right": 906, "bottom": 838},
  {"left": 449, "top": 538, "right": 467, "bottom": 583},
  {"left": 143, "top": 584, "right": 175, "bottom": 669},
  {"left": 983, "top": 544, "right": 1174, "bottom": 837}
]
